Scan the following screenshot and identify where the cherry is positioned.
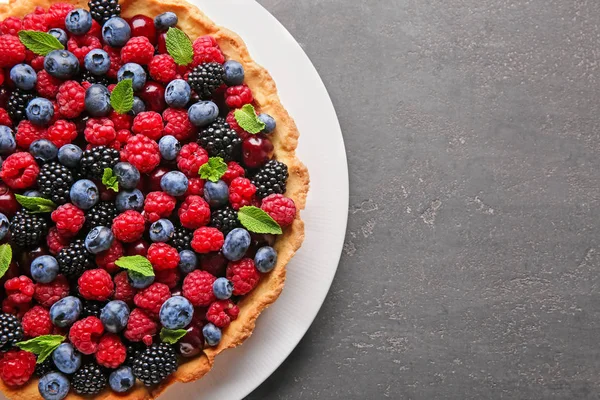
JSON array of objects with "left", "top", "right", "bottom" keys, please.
[
  {"left": 99, "top": 183, "right": 118, "bottom": 202},
  {"left": 178, "top": 326, "right": 204, "bottom": 358},
  {"left": 201, "top": 252, "right": 227, "bottom": 277},
  {"left": 242, "top": 136, "right": 273, "bottom": 168},
  {"left": 129, "top": 15, "right": 157, "bottom": 45},
  {"left": 18, "top": 246, "right": 48, "bottom": 279},
  {"left": 126, "top": 239, "right": 150, "bottom": 257},
  {"left": 139, "top": 82, "right": 166, "bottom": 113},
  {"left": 157, "top": 32, "right": 168, "bottom": 54},
  {"left": 0, "top": 183, "right": 19, "bottom": 217},
  {"left": 146, "top": 166, "right": 170, "bottom": 192}
]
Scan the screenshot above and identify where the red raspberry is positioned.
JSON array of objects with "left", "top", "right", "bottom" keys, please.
[
  {"left": 116, "top": 129, "right": 132, "bottom": 145},
  {"left": 0, "top": 108, "right": 11, "bottom": 127},
  {"left": 69, "top": 316, "right": 104, "bottom": 355},
  {"left": 113, "top": 271, "right": 137, "bottom": 303},
  {"left": 124, "top": 308, "right": 157, "bottom": 343},
  {"left": 109, "top": 110, "right": 132, "bottom": 131},
  {"left": 104, "top": 45, "right": 123, "bottom": 79},
  {"left": 47, "top": 119, "right": 77, "bottom": 148},
  {"left": 0, "top": 35, "right": 25, "bottom": 68},
  {"left": 163, "top": 108, "right": 194, "bottom": 141},
  {"left": 34, "top": 275, "right": 69, "bottom": 307},
  {"left": 78, "top": 269, "right": 114, "bottom": 301},
  {"left": 56, "top": 81, "right": 86, "bottom": 119},
  {"left": 191, "top": 227, "right": 224, "bottom": 254},
  {"left": 96, "top": 240, "right": 123, "bottom": 274},
  {"left": 201, "top": 252, "right": 227, "bottom": 277},
  {"left": 143, "top": 191, "right": 176, "bottom": 223},
  {"left": 154, "top": 269, "right": 180, "bottom": 289},
  {"left": 35, "top": 70, "right": 62, "bottom": 99},
  {"left": 46, "top": 3, "right": 74, "bottom": 29},
  {"left": 148, "top": 54, "right": 177, "bottom": 83},
  {"left": 226, "top": 258, "right": 260, "bottom": 295},
  {"left": 30, "top": 55, "right": 45, "bottom": 71},
  {"left": 1, "top": 298, "right": 30, "bottom": 318},
  {"left": 226, "top": 110, "right": 251, "bottom": 140},
  {"left": 84, "top": 117, "right": 117, "bottom": 146},
  {"left": 222, "top": 161, "right": 245, "bottom": 184},
  {"left": 51, "top": 203, "right": 85, "bottom": 237},
  {"left": 15, "top": 120, "right": 47, "bottom": 149},
  {"left": 177, "top": 143, "right": 209, "bottom": 177},
  {"left": 133, "top": 282, "right": 170, "bottom": 316},
  {"left": 225, "top": 85, "right": 253, "bottom": 109},
  {"left": 112, "top": 210, "right": 145, "bottom": 243},
  {"left": 67, "top": 35, "right": 101, "bottom": 64},
  {"left": 229, "top": 177, "right": 257, "bottom": 210},
  {"left": 21, "top": 306, "right": 52, "bottom": 338},
  {"left": 48, "top": 101, "right": 62, "bottom": 125},
  {"left": 261, "top": 194, "right": 297, "bottom": 227},
  {"left": 121, "top": 36, "right": 154, "bottom": 65},
  {"left": 0, "top": 17, "right": 22, "bottom": 36},
  {"left": 88, "top": 20, "right": 101, "bottom": 39},
  {"left": 0, "top": 350, "right": 36, "bottom": 387},
  {"left": 95, "top": 334, "right": 126, "bottom": 368},
  {"left": 22, "top": 12, "right": 47, "bottom": 32},
  {"left": 121, "top": 134, "right": 160, "bottom": 174},
  {"left": 46, "top": 227, "right": 70, "bottom": 255},
  {"left": 178, "top": 195, "right": 210, "bottom": 229},
  {"left": 192, "top": 35, "right": 225, "bottom": 66},
  {"left": 5, "top": 275, "right": 34, "bottom": 305},
  {"left": 185, "top": 178, "right": 205, "bottom": 197},
  {"left": 132, "top": 111, "right": 163, "bottom": 140},
  {"left": 147, "top": 243, "right": 179, "bottom": 271},
  {"left": 0, "top": 152, "right": 39, "bottom": 189},
  {"left": 206, "top": 300, "right": 239, "bottom": 328},
  {"left": 182, "top": 270, "right": 216, "bottom": 307}
]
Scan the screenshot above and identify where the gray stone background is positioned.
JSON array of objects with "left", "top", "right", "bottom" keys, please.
[{"left": 248, "top": 1, "right": 600, "bottom": 399}]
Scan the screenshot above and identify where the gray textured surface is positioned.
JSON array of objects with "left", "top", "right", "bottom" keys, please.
[{"left": 248, "top": 1, "right": 600, "bottom": 399}]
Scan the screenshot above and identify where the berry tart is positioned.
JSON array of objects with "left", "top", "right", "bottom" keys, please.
[{"left": 0, "top": 0, "right": 308, "bottom": 398}]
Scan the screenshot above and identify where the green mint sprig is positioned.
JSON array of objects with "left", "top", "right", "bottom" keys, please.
[
  {"left": 237, "top": 206, "right": 282, "bottom": 234},
  {"left": 102, "top": 168, "right": 119, "bottom": 192},
  {"left": 234, "top": 104, "right": 265, "bottom": 134},
  {"left": 198, "top": 157, "right": 227, "bottom": 182},
  {"left": 18, "top": 31, "right": 64, "bottom": 55},
  {"left": 160, "top": 328, "right": 188, "bottom": 344},
  {"left": 14, "top": 194, "right": 56, "bottom": 213},
  {"left": 110, "top": 79, "right": 134, "bottom": 114},
  {"left": 115, "top": 255, "right": 155, "bottom": 277},
  {"left": 0, "top": 244, "right": 12, "bottom": 280},
  {"left": 165, "top": 27, "right": 193, "bottom": 66},
  {"left": 16, "top": 335, "right": 65, "bottom": 363}
]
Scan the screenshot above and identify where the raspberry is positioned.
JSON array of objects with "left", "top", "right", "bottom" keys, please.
[
  {"left": 163, "top": 108, "right": 194, "bottom": 141},
  {"left": 225, "top": 85, "right": 253, "bottom": 109},
  {"left": 35, "top": 70, "right": 62, "bottom": 99},
  {"left": 113, "top": 271, "right": 137, "bottom": 303},
  {"left": 46, "top": 3, "right": 74, "bottom": 29},
  {"left": 21, "top": 306, "right": 52, "bottom": 338},
  {"left": 121, "top": 36, "right": 154, "bottom": 65},
  {"left": 133, "top": 282, "right": 170, "bottom": 316},
  {"left": 132, "top": 111, "right": 163, "bottom": 140},
  {"left": 34, "top": 275, "right": 69, "bottom": 307},
  {"left": 103, "top": 45, "right": 123, "bottom": 79},
  {"left": 143, "top": 191, "right": 176, "bottom": 223},
  {"left": 0, "top": 17, "right": 22, "bottom": 36},
  {"left": 0, "top": 152, "right": 39, "bottom": 189},
  {"left": 0, "top": 108, "right": 11, "bottom": 127},
  {"left": 261, "top": 194, "right": 296, "bottom": 227},
  {"left": 154, "top": 269, "right": 180, "bottom": 289},
  {"left": 84, "top": 117, "right": 117, "bottom": 146},
  {"left": 191, "top": 227, "right": 224, "bottom": 254},
  {"left": 192, "top": 35, "right": 225, "bottom": 66},
  {"left": 116, "top": 129, "right": 132, "bottom": 145},
  {"left": 15, "top": 120, "right": 47, "bottom": 149},
  {"left": 226, "top": 258, "right": 260, "bottom": 295},
  {"left": 206, "top": 299, "right": 239, "bottom": 328},
  {"left": 96, "top": 240, "right": 123, "bottom": 274},
  {"left": 22, "top": 12, "right": 48, "bottom": 32},
  {"left": 226, "top": 110, "right": 251, "bottom": 140},
  {"left": 78, "top": 269, "right": 114, "bottom": 301},
  {"left": 56, "top": 81, "right": 86, "bottom": 119},
  {"left": 0, "top": 350, "right": 36, "bottom": 387},
  {"left": 112, "top": 210, "right": 145, "bottom": 243},
  {"left": 95, "top": 334, "right": 126, "bottom": 368},
  {"left": 1, "top": 298, "right": 30, "bottom": 318},
  {"left": 121, "top": 134, "right": 160, "bottom": 174},
  {"left": 49, "top": 101, "right": 61, "bottom": 125},
  {"left": 0, "top": 35, "right": 25, "bottom": 68},
  {"left": 148, "top": 54, "right": 177, "bottom": 83},
  {"left": 178, "top": 195, "right": 211, "bottom": 229},
  {"left": 88, "top": 20, "right": 102, "bottom": 39},
  {"left": 109, "top": 110, "right": 132, "bottom": 131},
  {"left": 147, "top": 243, "right": 179, "bottom": 271},
  {"left": 47, "top": 119, "right": 77, "bottom": 147},
  {"left": 69, "top": 316, "right": 104, "bottom": 355},
  {"left": 185, "top": 177, "right": 205, "bottom": 197},
  {"left": 124, "top": 308, "right": 157, "bottom": 343},
  {"left": 182, "top": 270, "right": 216, "bottom": 307},
  {"left": 30, "top": 55, "right": 45, "bottom": 71},
  {"left": 4, "top": 276, "right": 34, "bottom": 305},
  {"left": 229, "top": 177, "right": 257, "bottom": 210},
  {"left": 177, "top": 142, "right": 209, "bottom": 177},
  {"left": 46, "top": 227, "right": 70, "bottom": 255},
  {"left": 51, "top": 203, "right": 86, "bottom": 237},
  {"left": 221, "top": 161, "right": 245, "bottom": 184},
  {"left": 67, "top": 34, "right": 102, "bottom": 64}
]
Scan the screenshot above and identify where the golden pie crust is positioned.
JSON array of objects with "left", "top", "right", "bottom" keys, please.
[{"left": 0, "top": 0, "right": 309, "bottom": 398}]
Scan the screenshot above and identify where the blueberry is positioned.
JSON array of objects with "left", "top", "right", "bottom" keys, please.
[
  {"left": 109, "top": 366, "right": 135, "bottom": 393},
  {"left": 254, "top": 246, "right": 277, "bottom": 272},
  {"left": 0, "top": 213, "right": 9, "bottom": 241},
  {"left": 70, "top": 179, "right": 99, "bottom": 210},
  {"left": 131, "top": 96, "right": 145, "bottom": 115},
  {"left": 158, "top": 135, "right": 180, "bottom": 161},
  {"left": 115, "top": 188, "right": 144, "bottom": 212},
  {"left": 258, "top": 113, "right": 276, "bottom": 133},
  {"left": 128, "top": 271, "right": 154, "bottom": 289},
  {"left": 52, "top": 343, "right": 81, "bottom": 374},
  {"left": 212, "top": 277, "right": 233, "bottom": 300},
  {"left": 222, "top": 228, "right": 251, "bottom": 261},
  {"left": 100, "top": 300, "right": 130, "bottom": 333},
  {"left": 85, "top": 226, "right": 114, "bottom": 254},
  {"left": 0, "top": 126, "right": 16, "bottom": 155},
  {"left": 57, "top": 144, "right": 82, "bottom": 168},
  {"left": 30, "top": 255, "right": 59, "bottom": 283},
  {"left": 223, "top": 60, "right": 244, "bottom": 86},
  {"left": 164, "top": 79, "right": 191, "bottom": 108},
  {"left": 44, "top": 50, "right": 79, "bottom": 79},
  {"left": 30, "top": 139, "right": 58, "bottom": 162},
  {"left": 204, "top": 180, "right": 229, "bottom": 208},
  {"left": 85, "top": 84, "right": 111, "bottom": 117},
  {"left": 178, "top": 250, "right": 198, "bottom": 274},
  {"left": 84, "top": 49, "right": 111, "bottom": 76},
  {"left": 50, "top": 296, "right": 82, "bottom": 327},
  {"left": 149, "top": 218, "right": 175, "bottom": 242},
  {"left": 154, "top": 12, "right": 178, "bottom": 31},
  {"left": 188, "top": 101, "right": 219, "bottom": 127},
  {"left": 24, "top": 190, "right": 43, "bottom": 198},
  {"left": 159, "top": 296, "right": 194, "bottom": 329},
  {"left": 65, "top": 9, "right": 92, "bottom": 35},
  {"left": 117, "top": 63, "right": 146, "bottom": 91},
  {"left": 26, "top": 98, "right": 54, "bottom": 126},
  {"left": 160, "top": 171, "right": 188, "bottom": 197},
  {"left": 48, "top": 28, "right": 68, "bottom": 47},
  {"left": 102, "top": 17, "right": 131, "bottom": 47},
  {"left": 9, "top": 63, "right": 37, "bottom": 90},
  {"left": 38, "top": 372, "right": 70, "bottom": 400},
  {"left": 112, "top": 162, "right": 140, "bottom": 190},
  {"left": 202, "top": 323, "right": 222, "bottom": 346}
]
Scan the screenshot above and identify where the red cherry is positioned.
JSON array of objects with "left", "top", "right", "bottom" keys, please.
[
  {"left": 139, "top": 82, "right": 166, "bottom": 113},
  {"left": 242, "top": 136, "right": 273, "bottom": 168},
  {"left": 126, "top": 239, "right": 150, "bottom": 257},
  {"left": 0, "top": 183, "right": 19, "bottom": 217},
  {"left": 18, "top": 246, "right": 48, "bottom": 278},
  {"left": 178, "top": 326, "right": 205, "bottom": 358},
  {"left": 146, "top": 167, "right": 170, "bottom": 192},
  {"left": 129, "top": 15, "right": 157, "bottom": 45},
  {"left": 201, "top": 252, "right": 227, "bottom": 277},
  {"left": 157, "top": 32, "right": 168, "bottom": 54},
  {"left": 99, "top": 183, "right": 117, "bottom": 202}
]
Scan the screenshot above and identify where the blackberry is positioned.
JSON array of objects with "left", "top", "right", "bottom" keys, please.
[
  {"left": 10, "top": 211, "right": 48, "bottom": 248},
  {"left": 187, "top": 62, "right": 224, "bottom": 99},
  {"left": 72, "top": 363, "right": 107, "bottom": 395},
  {"left": 197, "top": 118, "right": 241, "bottom": 161},
  {"left": 170, "top": 225, "right": 193, "bottom": 252},
  {"left": 6, "top": 89, "right": 34, "bottom": 122},
  {"left": 35, "top": 358, "right": 57, "bottom": 377},
  {"left": 132, "top": 343, "right": 177, "bottom": 386},
  {"left": 81, "top": 70, "right": 110, "bottom": 86},
  {"left": 84, "top": 201, "right": 118, "bottom": 230},
  {"left": 57, "top": 239, "right": 94, "bottom": 279},
  {"left": 88, "top": 0, "right": 121, "bottom": 24},
  {"left": 79, "top": 146, "right": 120, "bottom": 180},
  {"left": 251, "top": 160, "right": 288, "bottom": 199},
  {"left": 0, "top": 313, "right": 23, "bottom": 351},
  {"left": 37, "top": 161, "right": 75, "bottom": 205},
  {"left": 124, "top": 341, "right": 145, "bottom": 366},
  {"left": 81, "top": 300, "right": 106, "bottom": 318},
  {"left": 210, "top": 207, "right": 240, "bottom": 235}
]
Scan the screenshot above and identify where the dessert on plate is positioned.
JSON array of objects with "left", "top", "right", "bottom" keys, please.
[{"left": 0, "top": 0, "right": 308, "bottom": 398}]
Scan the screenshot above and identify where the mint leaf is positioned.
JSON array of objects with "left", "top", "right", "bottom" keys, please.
[
  {"left": 165, "top": 27, "right": 193, "bottom": 66},
  {"left": 15, "top": 194, "right": 56, "bottom": 213},
  {"left": 115, "top": 255, "right": 155, "bottom": 277},
  {"left": 101, "top": 168, "right": 119, "bottom": 192},
  {"left": 237, "top": 206, "right": 282, "bottom": 234},
  {"left": 110, "top": 79, "right": 134, "bottom": 114},
  {"left": 234, "top": 104, "right": 265, "bottom": 134},
  {"left": 0, "top": 244, "right": 12, "bottom": 280},
  {"left": 198, "top": 157, "right": 227, "bottom": 182},
  {"left": 18, "top": 30, "right": 64, "bottom": 56},
  {"left": 16, "top": 335, "right": 65, "bottom": 363},
  {"left": 160, "top": 328, "right": 188, "bottom": 344}
]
